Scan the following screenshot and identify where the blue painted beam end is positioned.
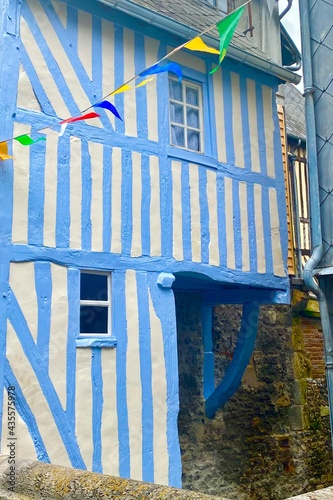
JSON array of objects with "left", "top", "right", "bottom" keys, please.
[{"left": 157, "top": 273, "right": 175, "bottom": 289}]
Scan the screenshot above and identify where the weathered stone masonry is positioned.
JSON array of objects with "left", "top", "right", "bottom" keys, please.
[{"left": 176, "top": 291, "right": 333, "bottom": 500}]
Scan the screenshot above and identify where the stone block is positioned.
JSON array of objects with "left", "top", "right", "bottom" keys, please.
[
  {"left": 289, "top": 405, "right": 306, "bottom": 430},
  {"left": 320, "top": 406, "right": 330, "bottom": 417},
  {"left": 293, "top": 352, "right": 312, "bottom": 379},
  {"left": 292, "top": 290, "right": 309, "bottom": 312},
  {"left": 265, "top": 309, "right": 277, "bottom": 325},
  {"left": 242, "top": 363, "right": 259, "bottom": 388},
  {"left": 304, "top": 299, "right": 320, "bottom": 318},
  {"left": 293, "top": 380, "right": 307, "bottom": 405},
  {"left": 274, "top": 393, "right": 291, "bottom": 408},
  {"left": 292, "top": 320, "right": 305, "bottom": 351}
]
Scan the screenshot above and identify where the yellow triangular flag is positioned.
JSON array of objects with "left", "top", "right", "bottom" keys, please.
[
  {"left": 0, "top": 142, "right": 13, "bottom": 161},
  {"left": 109, "top": 84, "right": 132, "bottom": 96},
  {"left": 135, "top": 76, "right": 154, "bottom": 88},
  {"left": 184, "top": 37, "right": 220, "bottom": 55}
]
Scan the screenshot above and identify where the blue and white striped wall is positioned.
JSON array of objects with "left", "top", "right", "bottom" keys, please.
[
  {"left": 12, "top": 132, "right": 285, "bottom": 281},
  {"left": 8, "top": 0, "right": 288, "bottom": 289},
  {"left": 0, "top": 0, "right": 290, "bottom": 485},
  {"left": 2, "top": 262, "right": 181, "bottom": 486}
]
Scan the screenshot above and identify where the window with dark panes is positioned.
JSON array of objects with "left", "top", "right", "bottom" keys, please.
[
  {"left": 80, "top": 271, "right": 110, "bottom": 336},
  {"left": 169, "top": 77, "right": 204, "bottom": 153},
  {"left": 211, "top": 0, "right": 227, "bottom": 10}
]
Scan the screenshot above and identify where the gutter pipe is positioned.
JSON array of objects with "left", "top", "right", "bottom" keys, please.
[
  {"left": 283, "top": 55, "right": 302, "bottom": 72},
  {"left": 300, "top": 0, "right": 333, "bottom": 449},
  {"left": 280, "top": 23, "right": 302, "bottom": 71},
  {"left": 98, "top": 0, "right": 301, "bottom": 85},
  {"left": 279, "top": 0, "right": 293, "bottom": 20}
]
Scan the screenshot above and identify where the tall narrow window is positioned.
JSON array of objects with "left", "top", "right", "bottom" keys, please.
[
  {"left": 169, "top": 77, "right": 204, "bottom": 153},
  {"left": 78, "top": 272, "right": 114, "bottom": 346}
]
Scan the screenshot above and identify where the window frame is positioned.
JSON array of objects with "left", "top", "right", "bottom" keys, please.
[
  {"left": 76, "top": 270, "right": 117, "bottom": 348},
  {"left": 169, "top": 76, "right": 205, "bottom": 154},
  {"left": 202, "top": 0, "right": 235, "bottom": 13},
  {"left": 205, "top": 0, "right": 228, "bottom": 13}
]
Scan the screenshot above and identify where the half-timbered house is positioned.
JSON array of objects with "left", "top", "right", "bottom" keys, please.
[{"left": 0, "top": 0, "right": 301, "bottom": 487}]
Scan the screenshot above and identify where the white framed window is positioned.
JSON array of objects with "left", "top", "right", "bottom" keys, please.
[
  {"left": 169, "top": 77, "right": 204, "bottom": 153},
  {"left": 77, "top": 271, "right": 116, "bottom": 348},
  {"left": 205, "top": 0, "right": 228, "bottom": 12}
]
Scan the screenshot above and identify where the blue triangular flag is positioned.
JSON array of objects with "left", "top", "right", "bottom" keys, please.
[
  {"left": 93, "top": 100, "right": 123, "bottom": 121},
  {"left": 140, "top": 62, "right": 182, "bottom": 82}
]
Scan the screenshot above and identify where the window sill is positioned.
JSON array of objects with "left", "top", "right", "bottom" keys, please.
[
  {"left": 76, "top": 337, "right": 117, "bottom": 348},
  {"left": 167, "top": 146, "right": 217, "bottom": 169}
]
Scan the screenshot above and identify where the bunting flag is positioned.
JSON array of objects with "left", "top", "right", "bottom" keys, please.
[
  {"left": 139, "top": 62, "right": 182, "bottom": 82},
  {"left": 184, "top": 37, "right": 220, "bottom": 55},
  {"left": 0, "top": 141, "right": 13, "bottom": 161},
  {"left": 60, "top": 111, "right": 101, "bottom": 124},
  {"left": 107, "top": 78, "right": 154, "bottom": 97},
  {"left": 59, "top": 123, "right": 68, "bottom": 137},
  {"left": 135, "top": 76, "right": 154, "bottom": 88},
  {"left": 93, "top": 101, "right": 122, "bottom": 121},
  {"left": 58, "top": 111, "right": 101, "bottom": 137},
  {"left": 210, "top": 5, "right": 245, "bottom": 74},
  {"left": 109, "top": 84, "right": 132, "bottom": 96},
  {"left": 58, "top": 111, "right": 101, "bottom": 136},
  {"left": 0, "top": 3, "right": 245, "bottom": 154},
  {"left": 14, "top": 134, "right": 46, "bottom": 146}
]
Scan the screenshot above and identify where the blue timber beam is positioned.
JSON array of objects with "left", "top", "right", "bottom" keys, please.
[
  {"left": 204, "top": 302, "right": 260, "bottom": 419},
  {"left": 203, "top": 288, "right": 289, "bottom": 305}
]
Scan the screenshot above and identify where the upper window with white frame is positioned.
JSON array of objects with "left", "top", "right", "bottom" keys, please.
[
  {"left": 78, "top": 271, "right": 115, "bottom": 347},
  {"left": 203, "top": 0, "right": 228, "bottom": 12},
  {"left": 169, "top": 76, "right": 204, "bottom": 153}
]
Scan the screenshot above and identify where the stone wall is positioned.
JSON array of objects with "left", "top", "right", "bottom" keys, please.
[
  {"left": 175, "top": 291, "right": 333, "bottom": 500},
  {"left": 0, "top": 455, "right": 226, "bottom": 499}
]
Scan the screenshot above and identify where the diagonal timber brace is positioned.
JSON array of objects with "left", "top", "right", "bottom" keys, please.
[{"left": 203, "top": 302, "right": 260, "bottom": 418}]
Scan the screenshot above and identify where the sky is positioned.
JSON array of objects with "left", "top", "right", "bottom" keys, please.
[{"left": 278, "top": 0, "right": 303, "bottom": 88}]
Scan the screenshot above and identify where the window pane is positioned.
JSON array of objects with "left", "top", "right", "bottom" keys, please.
[
  {"left": 186, "top": 87, "right": 199, "bottom": 106},
  {"left": 187, "top": 107, "right": 199, "bottom": 128},
  {"left": 171, "top": 125, "right": 185, "bottom": 147},
  {"left": 80, "top": 305, "right": 108, "bottom": 334},
  {"left": 169, "top": 78, "right": 182, "bottom": 101},
  {"left": 187, "top": 130, "right": 200, "bottom": 151},
  {"left": 80, "top": 273, "right": 108, "bottom": 301},
  {"left": 216, "top": 0, "right": 228, "bottom": 12},
  {"left": 170, "top": 102, "right": 184, "bottom": 124}
]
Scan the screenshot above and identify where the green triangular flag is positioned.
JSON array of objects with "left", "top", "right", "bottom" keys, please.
[
  {"left": 210, "top": 5, "right": 245, "bottom": 75},
  {"left": 14, "top": 134, "right": 46, "bottom": 146}
]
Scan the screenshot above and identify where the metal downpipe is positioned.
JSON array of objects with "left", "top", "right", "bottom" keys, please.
[
  {"left": 300, "top": 0, "right": 333, "bottom": 448},
  {"left": 279, "top": 0, "right": 293, "bottom": 20},
  {"left": 303, "top": 247, "right": 333, "bottom": 447},
  {"left": 283, "top": 57, "right": 302, "bottom": 72}
]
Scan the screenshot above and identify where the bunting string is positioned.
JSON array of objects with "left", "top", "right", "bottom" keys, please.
[{"left": 0, "top": 1, "right": 249, "bottom": 160}]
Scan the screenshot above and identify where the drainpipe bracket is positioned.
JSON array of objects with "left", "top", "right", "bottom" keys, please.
[{"left": 303, "top": 86, "right": 315, "bottom": 97}]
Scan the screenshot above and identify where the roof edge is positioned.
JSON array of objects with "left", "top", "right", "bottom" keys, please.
[
  {"left": 98, "top": 0, "right": 301, "bottom": 84},
  {"left": 287, "top": 132, "right": 306, "bottom": 144}
]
